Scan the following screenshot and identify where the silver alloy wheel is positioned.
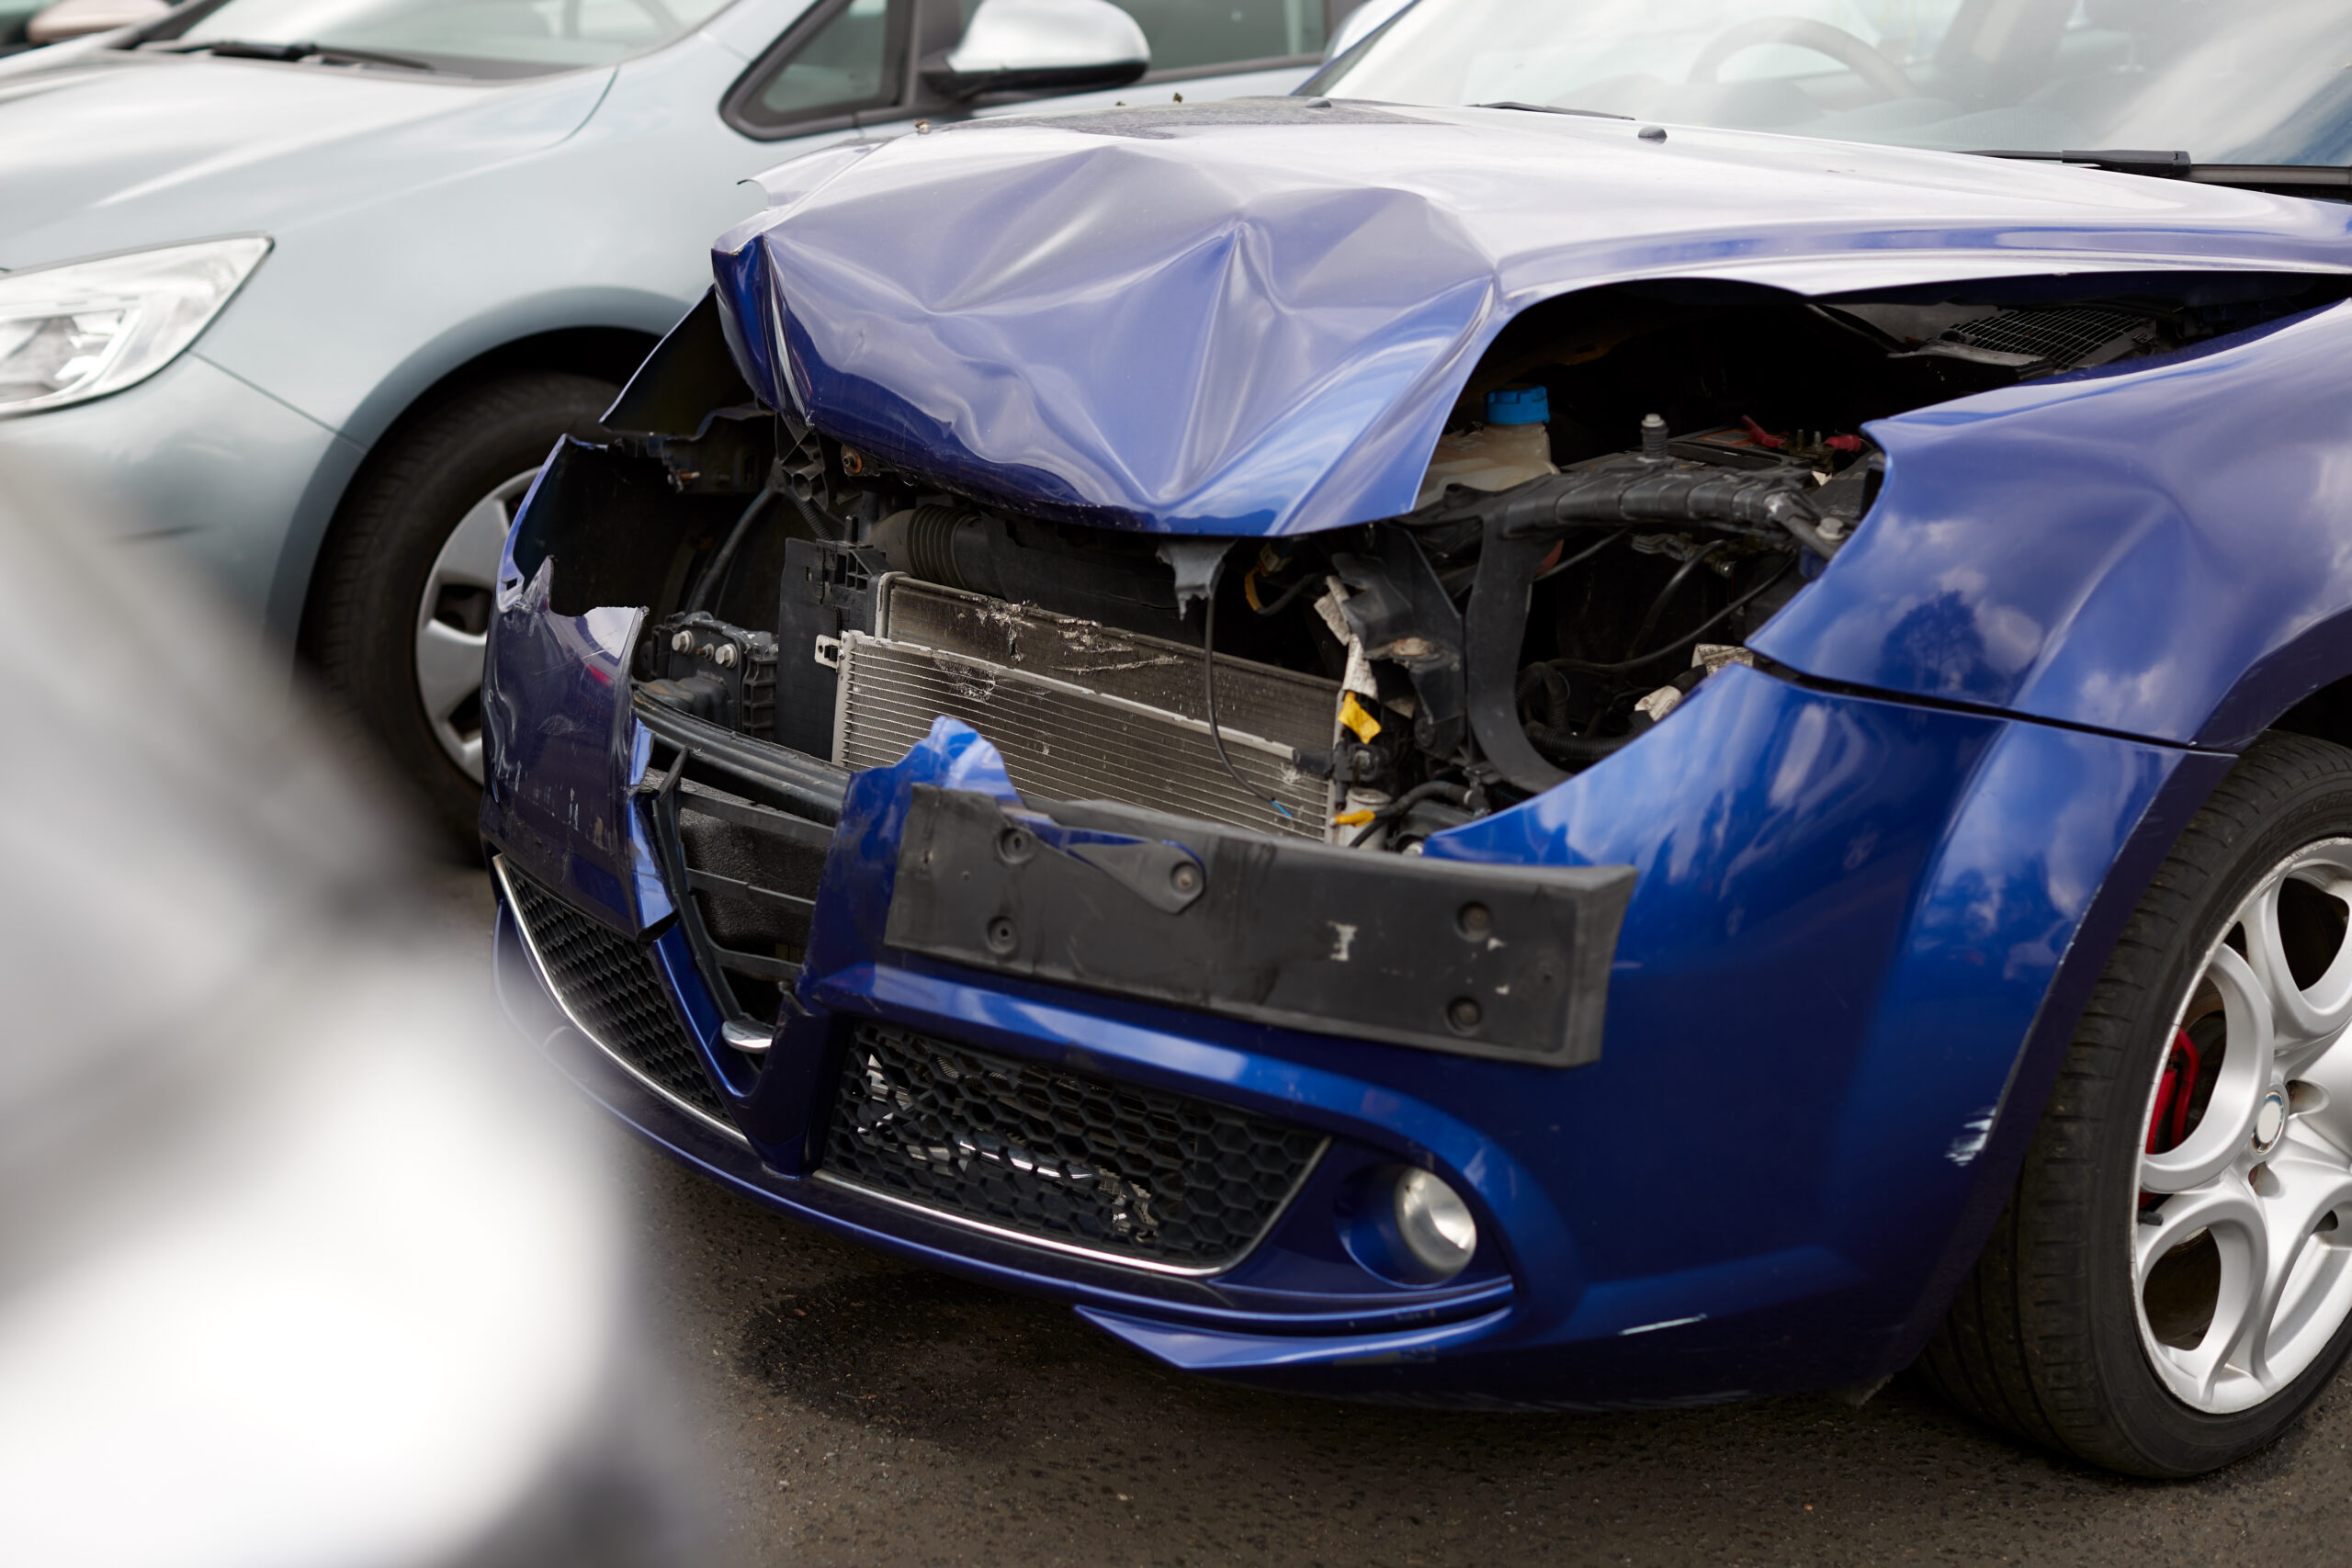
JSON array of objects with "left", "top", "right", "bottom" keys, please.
[
  {"left": 2134, "top": 839, "right": 2352, "bottom": 1414},
  {"left": 413, "top": 468, "right": 538, "bottom": 784}
]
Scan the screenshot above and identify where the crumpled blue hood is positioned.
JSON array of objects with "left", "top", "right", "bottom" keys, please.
[{"left": 714, "top": 97, "right": 2352, "bottom": 536}]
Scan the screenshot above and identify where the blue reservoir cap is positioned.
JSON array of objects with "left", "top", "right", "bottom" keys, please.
[{"left": 1486, "top": 386, "right": 1549, "bottom": 426}]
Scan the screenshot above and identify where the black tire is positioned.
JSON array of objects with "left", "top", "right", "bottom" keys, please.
[
  {"left": 305, "top": 372, "right": 616, "bottom": 851},
  {"left": 1920, "top": 730, "right": 2352, "bottom": 1475}
]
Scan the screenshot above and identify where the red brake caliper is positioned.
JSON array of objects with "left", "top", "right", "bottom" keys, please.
[{"left": 2146, "top": 1029, "right": 2204, "bottom": 1155}]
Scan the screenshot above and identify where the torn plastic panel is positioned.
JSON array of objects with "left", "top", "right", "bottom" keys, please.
[
  {"left": 479, "top": 535, "right": 672, "bottom": 937},
  {"left": 601, "top": 290, "right": 758, "bottom": 440}
]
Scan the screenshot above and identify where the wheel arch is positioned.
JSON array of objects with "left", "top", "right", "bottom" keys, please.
[
  {"left": 1862, "top": 568, "right": 2352, "bottom": 1371},
  {"left": 281, "top": 313, "right": 668, "bottom": 658}
]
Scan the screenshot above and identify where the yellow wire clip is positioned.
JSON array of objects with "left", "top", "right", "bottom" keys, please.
[{"left": 1339, "top": 692, "right": 1383, "bottom": 743}]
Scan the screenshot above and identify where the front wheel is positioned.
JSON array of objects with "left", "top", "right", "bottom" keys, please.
[
  {"left": 1923, "top": 731, "right": 2352, "bottom": 1474},
  {"left": 306, "top": 372, "right": 616, "bottom": 847}
]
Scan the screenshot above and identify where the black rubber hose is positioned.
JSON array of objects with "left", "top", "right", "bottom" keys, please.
[
  {"left": 1250, "top": 567, "right": 1319, "bottom": 617},
  {"left": 1346, "top": 781, "right": 1475, "bottom": 848},
  {"left": 1452, "top": 465, "right": 1840, "bottom": 560},
  {"left": 1533, "top": 527, "right": 1629, "bottom": 584},
  {"left": 1527, "top": 726, "right": 1634, "bottom": 764},
  {"left": 1621, "top": 541, "right": 1724, "bottom": 662},
  {"left": 1515, "top": 665, "right": 1630, "bottom": 764},
  {"left": 1543, "top": 468, "right": 1839, "bottom": 559},
  {"left": 684, "top": 489, "right": 776, "bottom": 615},
  {"left": 784, "top": 482, "right": 849, "bottom": 543},
  {"left": 1548, "top": 556, "right": 1797, "bottom": 677},
  {"left": 1463, "top": 526, "right": 1570, "bottom": 794},
  {"left": 1516, "top": 664, "right": 1571, "bottom": 729}
]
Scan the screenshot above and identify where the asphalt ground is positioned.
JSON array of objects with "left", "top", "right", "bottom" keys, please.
[{"left": 425, "top": 860, "right": 2352, "bottom": 1567}]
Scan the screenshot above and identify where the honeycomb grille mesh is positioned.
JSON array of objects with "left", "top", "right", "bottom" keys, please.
[
  {"left": 822, "top": 1021, "right": 1324, "bottom": 1269},
  {"left": 504, "top": 867, "right": 726, "bottom": 1122}
]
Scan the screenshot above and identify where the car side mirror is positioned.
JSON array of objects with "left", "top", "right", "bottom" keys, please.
[{"left": 923, "top": 0, "right": 1149, "bottom": 101}]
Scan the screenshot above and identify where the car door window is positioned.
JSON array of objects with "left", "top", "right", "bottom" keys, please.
[
  {"left": 741, "top": 0, "right": 904, "bottom": 126},
  {"left": 953, "top": 0, "right": 1327, "bottom": 72},
  {"left": 1102, "top": 0, "right": 1326, "bottom": 70}
]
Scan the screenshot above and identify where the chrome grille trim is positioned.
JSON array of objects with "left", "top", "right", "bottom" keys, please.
[{"left": 493, "top": 855, "right": 747, "bottom": 1145}]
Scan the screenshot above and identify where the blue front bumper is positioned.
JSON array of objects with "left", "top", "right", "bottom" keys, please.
[{"left": 479, "top": 542, "right": 2208, "bottom": 1405}]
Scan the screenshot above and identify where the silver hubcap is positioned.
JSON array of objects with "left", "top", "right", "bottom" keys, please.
[
  {"left": 413, "top": 468, "right": 537, "bottom": 784},
  {"left": 2133, "top": 840, "right": 2352, "bottom": 1415}
]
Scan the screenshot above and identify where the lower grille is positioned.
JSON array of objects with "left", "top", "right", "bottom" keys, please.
[
  {"left": 836, "top": 578, "right": 1338, "bottom": 840},
  {"left": 501, "top": 863, "right": 729, "bottom": 1124},
  {"left": 820, "top": 1021, "right": 1326, "bottom": 1272},
  {"left": 634, "top": 696, "right": 849, "bottom": 1032}
]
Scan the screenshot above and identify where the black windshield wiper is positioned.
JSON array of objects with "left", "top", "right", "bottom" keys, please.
[
  {"left": 1477, "top": 101, "right": 1634, "bottom": 120},
  {"left": 171, "top": 39, "right": 438, "bottom": 73},
  {"left": 1970, "top": 147, "right": 2194, "bottom": 178},
  {"left": 1968, "top": 148, "right": 2352, "bottom": 197}
]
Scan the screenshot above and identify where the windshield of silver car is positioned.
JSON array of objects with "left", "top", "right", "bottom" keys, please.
[
  {"left": 168, "top": 0, "right": 738, "bottom": 73},
  {"left": 1313, "top": 0, "right": 2352, "bottom": 166}
]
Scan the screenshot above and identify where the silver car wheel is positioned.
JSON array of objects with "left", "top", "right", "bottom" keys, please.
[
  {"left": 2135, "top": 838, "right": 2352, "bottom": 1414},
  {"left": 414, "top": 468, "right": 537, "bottom": 784}
]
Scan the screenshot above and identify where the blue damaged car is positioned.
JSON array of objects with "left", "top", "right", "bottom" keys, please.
[{"left": 483, "top": 0, "right": 2352, "bottom": 1476}]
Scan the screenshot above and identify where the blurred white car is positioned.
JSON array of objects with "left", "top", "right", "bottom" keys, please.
[{"left": 0, "top": 457, "right": 695, "bottom": 1567}]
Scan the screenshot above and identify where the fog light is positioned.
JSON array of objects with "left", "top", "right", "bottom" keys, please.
[{"left": 1393, "top": 1168, "right": 1477, "bottom": 1280}]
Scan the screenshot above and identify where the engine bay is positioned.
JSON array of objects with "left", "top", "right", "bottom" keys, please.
[{"left": 533, "top": 271, "right": 2344, "bottom": 877}]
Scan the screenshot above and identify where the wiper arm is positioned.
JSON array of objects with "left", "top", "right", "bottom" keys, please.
[
  {"left": 1969, "top": 148, "right": 2193, "bottom": 178},
  {"left": 1477, "top": 101, "right": 1634, "bottom": 120},
  {"left": 1967, "top": 148, "right": 2352, "bottom": 197},
  {"left": 165, "top": 39, "right": 438, "bottom": 73},
  {"left": 2183, "top": 164, "right": 2352, "bottom": 196}
]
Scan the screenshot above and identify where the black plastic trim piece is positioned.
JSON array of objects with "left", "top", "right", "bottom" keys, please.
[
  {"left": 1464, "top": 519, "right": 1564, "bottom": 794},
  {"left": 634, "top": 695, "right": 851, "bottom": 823},
  {"left": 886, "top": 786, "right": 1634, "bottom": 1066},
  {"left": 602, "top": 291, "right": 760, "bottom": 438}
]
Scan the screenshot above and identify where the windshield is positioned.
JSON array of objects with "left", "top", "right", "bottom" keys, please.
[
  {"left": 1313, "top": 0, "right": 2352, "bottom": 166},
  {"left": 168, "top": 0, "right": 738, "bottom": 74}
]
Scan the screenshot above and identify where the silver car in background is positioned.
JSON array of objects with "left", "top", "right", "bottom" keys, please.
[{"left": 0, "top": 0, "right": 1339, "bottom": 839}]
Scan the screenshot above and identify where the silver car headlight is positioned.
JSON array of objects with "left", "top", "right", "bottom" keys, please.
[{"left": 0, "top": 236, "right": 272, "bottom": 418}]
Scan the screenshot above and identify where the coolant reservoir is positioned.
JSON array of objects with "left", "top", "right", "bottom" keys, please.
[{"left": 1412, "top": 386, "right": 1558, "bottom": 509}]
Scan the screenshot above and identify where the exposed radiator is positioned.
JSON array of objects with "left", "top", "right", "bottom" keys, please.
[{"left": 833, "top": 578, "right": 1339, "bottom": 840}]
